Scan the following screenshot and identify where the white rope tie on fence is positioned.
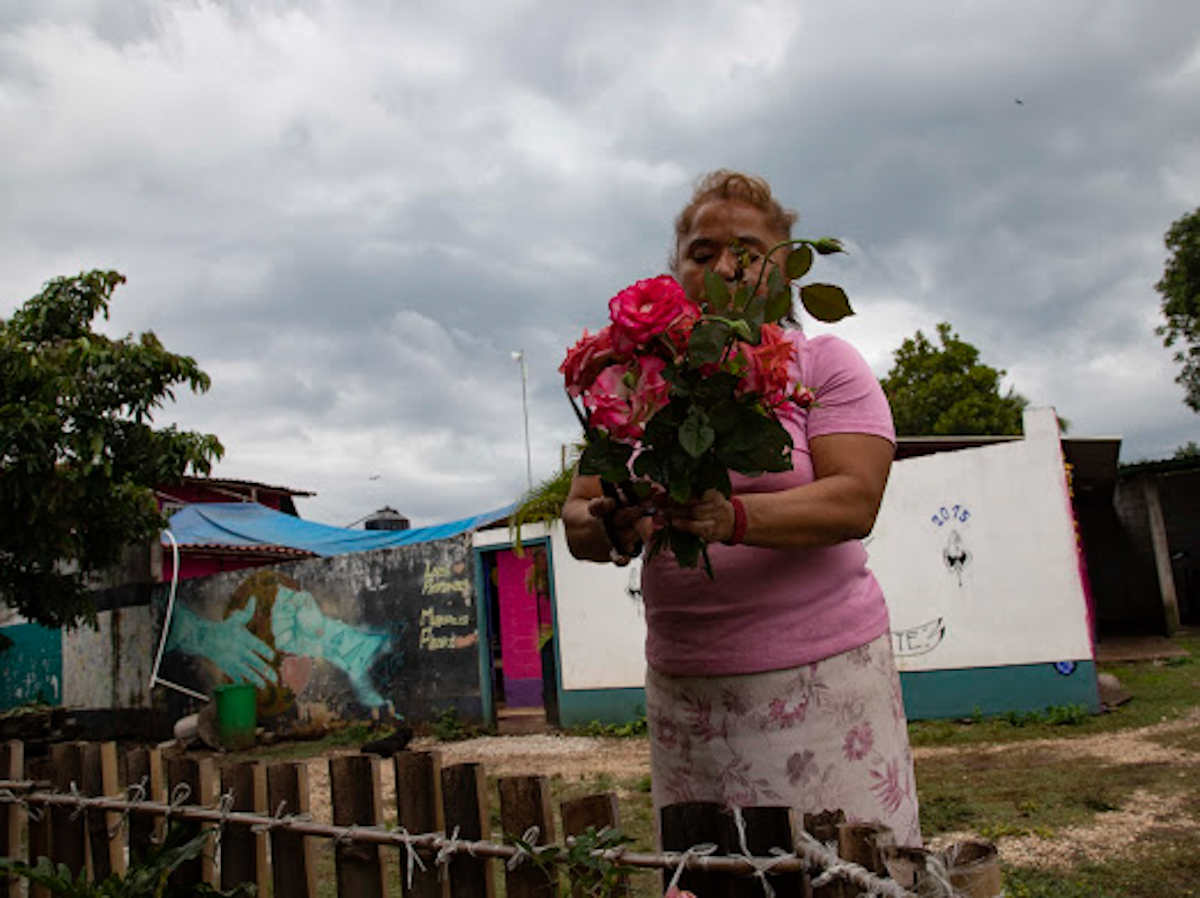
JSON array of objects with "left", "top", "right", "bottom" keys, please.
[
  {"left": 665, "top": 841, "right": 718, "bottom": 896},
  {"left": 212, "top": 789, "right": 236, "bottom": 851},
  {"left": 392, "top": 826, "right": 428, "bottom": 889},
  {"left": 153, "top": 782, "right": 192, "bottom": 844},
  {"left": 435, "top": 825, "right": 462, "bottom": 880},
  {"left": 108, "top": 777, "right": 148, "bottom": 839},
  {"left": 249, "top": 799, "right": 313, "bottom": 836},
  {"left": 729, "top": 807, "right": 797, "bottom": 898},
  {"left": 920, "top": 850, "right": 958, "bottom": 898},
  {"left": 505, "top": 825, "right": 542, "bottom": 871},
  {"left": 794, "top": 829, "right": 915, "bottom": 898},
  {"left": 67, "top": 781, "right": 88, "bottom": 822},
  {"left": 0, "top": 787, "right": 43, "bottom": 823}
]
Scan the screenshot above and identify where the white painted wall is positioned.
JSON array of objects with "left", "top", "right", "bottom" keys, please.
[{"left": 870, "top": 407, "right": 1094, "bottom": 671}]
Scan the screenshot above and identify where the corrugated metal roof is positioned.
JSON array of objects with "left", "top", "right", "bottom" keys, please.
[{"left": 181, "top": 476, "right": 316, "bottom": 497}]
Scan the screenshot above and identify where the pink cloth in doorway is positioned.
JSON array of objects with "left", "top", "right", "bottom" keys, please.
[{"left": 495, "top": 550, "right": 543, "bottom": 706}]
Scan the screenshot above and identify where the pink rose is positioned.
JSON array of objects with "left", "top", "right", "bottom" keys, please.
[
  {"left": 609, "top": 276, "right": 700, "bottom": 345},
  {"left": 663, "top": 305, "right": 701, "bottom": 357},
  {"left": 630, "top": 355, "right": 669, "bottom": 423},
  {"left": 560, "top": 326, "right": 617, "bottom": 397},
  {"left": 793, "top": 383, "right": 817, "bottom": 409},
  {"left": 583, "top": 356, "right": 672, "bottom": 442},
  {"left": 584, "top": 364, "right": 636, "bottom": 439}
]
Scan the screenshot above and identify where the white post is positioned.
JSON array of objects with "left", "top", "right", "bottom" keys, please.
[{"left": 512, "top": 350, "right": 533, "bottom": 491}]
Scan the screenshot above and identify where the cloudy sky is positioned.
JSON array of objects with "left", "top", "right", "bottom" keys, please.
[{"left": 2, "top": 0, "right": 1197, "bottom": 528}]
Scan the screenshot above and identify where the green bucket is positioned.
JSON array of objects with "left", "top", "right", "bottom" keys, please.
[{"left": 213, "top": 682, "right": 257, "bottom": 750}]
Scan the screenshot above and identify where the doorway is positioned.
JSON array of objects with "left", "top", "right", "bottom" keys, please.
[{"left": 479, "top": 542, "right": 557, "bottom": 733}]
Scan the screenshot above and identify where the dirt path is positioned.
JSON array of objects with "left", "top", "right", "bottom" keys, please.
[{"left": 301, "top": 709, "right": 1200, "bottom": 870}]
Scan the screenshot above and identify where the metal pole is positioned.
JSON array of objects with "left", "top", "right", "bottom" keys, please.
[{"left": 513, "top": 350, "right": 533, "bottom": 491}]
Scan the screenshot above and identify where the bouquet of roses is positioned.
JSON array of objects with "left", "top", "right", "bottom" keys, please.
[{"left": 560, "top": 238, "right": 852, "bottom": 573}]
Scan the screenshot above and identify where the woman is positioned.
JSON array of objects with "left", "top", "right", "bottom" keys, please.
[{"left": 562, "top": 170, "right": 921, "bottom": 846}]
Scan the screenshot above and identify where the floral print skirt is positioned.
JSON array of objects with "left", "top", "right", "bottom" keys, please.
[{"left": 646, "top": 632, "right": 922, "bottom": 847}]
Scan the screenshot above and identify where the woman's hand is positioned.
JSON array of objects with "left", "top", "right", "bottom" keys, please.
[
  {"left": 659, "top": 489, "right": 737, "bottom": 545},
  {"left": 563, "top": 473, "right": 656, "bottom": 565}
]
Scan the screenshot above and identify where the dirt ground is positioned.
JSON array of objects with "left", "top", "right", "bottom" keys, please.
[{"left": 300, "top": 707, "right": 1200, "bottom": 871}]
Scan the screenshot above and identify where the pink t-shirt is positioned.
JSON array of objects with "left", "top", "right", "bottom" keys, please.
[{"left": 641, "top": 330, "right": 896, "bottom": 676}]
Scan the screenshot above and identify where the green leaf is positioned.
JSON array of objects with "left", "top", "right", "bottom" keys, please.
[
  {"left": 810, "top": 237, "right": 845, "bottom": 255},
  {"left": 764, "top": 280, "right": 792, "bottom": 324},
  {"left": 799, "top": 283, "right": 854, "bottom": 322},
  {"left": 703, "top": 269, "right": 731, "bottom": 313},
  {"left": 742, "top": 295, "right": 767, "bottom": 338},
  {"left": 786, "top": 245, "right": 814, "bottom": 279},
  {"left": 668, "top": 525, "right": 704, "bottom": 568},
  {"left": 678, "top": 406, "right": 714, "bottom": 459},
  {"left": 688, "top": 320, "right": 731, "bottom": 367},
  {"left": 578, "top": 436, "right": 633, "bottom": 480}
]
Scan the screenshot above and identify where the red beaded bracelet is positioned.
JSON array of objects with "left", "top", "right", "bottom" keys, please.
[{"left": 724, "top": 496, "right": 747, "bottom": 546}]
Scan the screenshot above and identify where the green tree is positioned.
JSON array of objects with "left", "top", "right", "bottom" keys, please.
[
  {"left": 1155, "top": 207, "right": 1200, "bottom": 412},
  {"left": 881, "top": 322, "right": 1030, "bottom": 436},
  {"left": 1, "top": 271, "right": 223, "bottom": 629}
]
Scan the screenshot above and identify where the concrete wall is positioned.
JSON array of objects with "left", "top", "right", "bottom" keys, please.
[
  {"left": 868, "top": 408, "right": 1099, "bottom": 717},
  {"left": 2, "top": 590, "right": 157, "bottom": 713},
  {"left": 154, "top": 534, "right": 483, "bottom": 730},
  {"left": 61, "top": 604, "right": 157, "bottom": 709}
]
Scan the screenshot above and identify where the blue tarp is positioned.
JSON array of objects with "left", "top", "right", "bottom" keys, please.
[{"left": 164, "top": 502, "right": 514, "bottom": 557}]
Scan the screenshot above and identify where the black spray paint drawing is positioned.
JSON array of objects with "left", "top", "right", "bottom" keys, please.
[
  {"left": 892, "top": 617, "right": 946, "bottom": 657},
  {"left": 943, "top": 530, "right": 972, "bottom": 586}
]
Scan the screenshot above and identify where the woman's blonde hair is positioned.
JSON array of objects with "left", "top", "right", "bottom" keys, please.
[{"left": 670, "top": 170, "right": 798, "bottom": 273}]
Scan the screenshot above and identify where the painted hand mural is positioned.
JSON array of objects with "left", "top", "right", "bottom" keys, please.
[
  {"left": 165, "top": 599, "right": 278, "bottom": 687},
  {"left": 164, "top": 570, "right": 394, "bottom": 717},
  {"left": 271, "top": 586, "right": 391, "bottom": 707}
]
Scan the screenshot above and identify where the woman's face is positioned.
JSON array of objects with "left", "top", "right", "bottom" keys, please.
[{"left": 675, "top": 199, "right": 790, "bottom": 307}]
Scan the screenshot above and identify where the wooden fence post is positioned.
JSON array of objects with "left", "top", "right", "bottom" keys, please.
[
  {"left": 48, "top": 743, "right": 86, "bottom": 879},
  {"left": 441, "top": 762, "right": 494, "bottom": 898},
  {"left": 165, "top": 755, "right": 216, "bottom": 889},
  {"left": 660, "top": 801, "right": 730, "bottom": 898},
  {"left": 125, "top": 746, "right": 164, "bottom": 865},
  {"left": 329, "top": 754, "right": 388, "bottom": 898},
  {"left": 560, "top": 793, "right": 628, "bottom": 898},
  {"left": 498, "top": 775, "right": 557, "bottom": 898},
  {"left": 803, "top": 810, "right": 847, "bottom": 898},
  {"left": 266, "top": 761, "right": 317, "bottom": 898},
  {"left": 735, "top": 806, "right": 807, "bottom": 898},
  {"left": 219, "top": 760, "right": 267, "bottom": 896},
  {"left": 80, "top": 742, "right": 124, "bottom": 881},
  {"left": 394, "top": 749, "right": 447, "bottom": 898},
  {"left": 837, "top": 821, "right": 893, "bottom": 878},
  {"left": 0, "top": 741, "right": 23, "bottom": 898},
  {"left": 25, "top": 756, "right": 54, "bottom": 898},
  {"left": 660, "top": 802, "right": 808, "bottom": 898}
]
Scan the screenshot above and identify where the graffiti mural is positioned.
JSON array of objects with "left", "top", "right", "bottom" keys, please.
[
  {"left": 891, "top": 618, "right": 946, "bottom": 658},
  {"left": 932, "top": 503, "right": 973, "bottom": 587},
  {"left": 157, "top": 535, "right": 483, "bottom": 728}
]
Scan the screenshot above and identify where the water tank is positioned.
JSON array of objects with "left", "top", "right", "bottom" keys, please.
[{"left": 364, "top": 506, "right": 410, "bottom": 531}]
